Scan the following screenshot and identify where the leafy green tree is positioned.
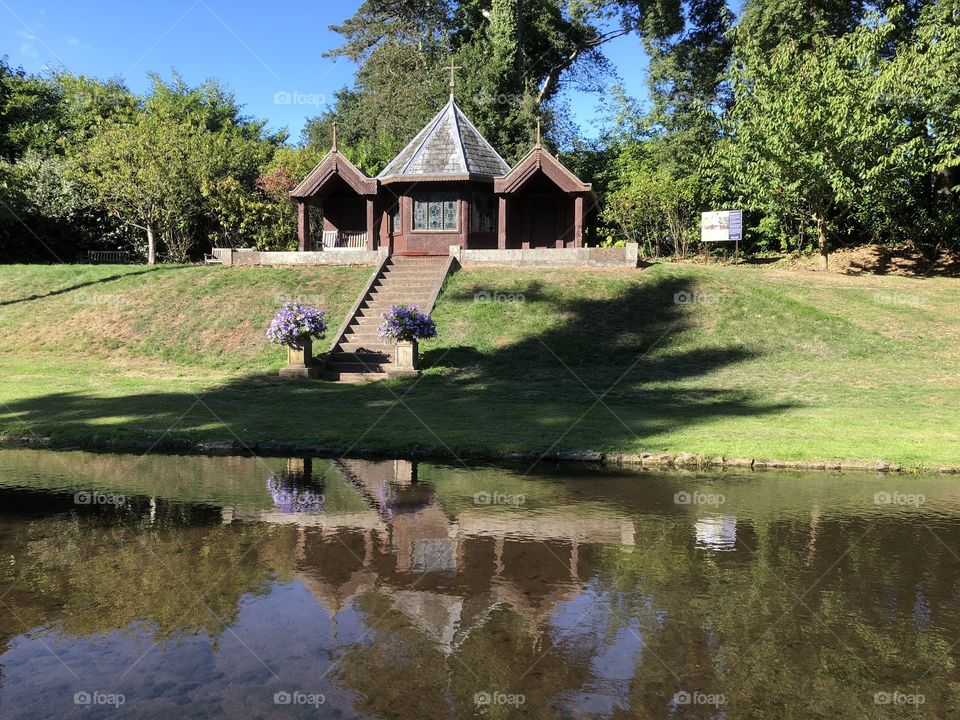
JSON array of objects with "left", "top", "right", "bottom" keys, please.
[
  {"left": 79, "top": 113, "right": 205, "bottom": 263},
  {"left": 736, "top": 0, "right": 867, "bottom": 56},
  {"left": 309, "top": 0, "right": 647, "bottom": 166},
  {"left": 722, "top": 3, "right": 960, "bottom": 264},
  {"left": 77, "top": 73, "right": 284, "bottom": 263},
  {"left": 0, "top": 57, "right": 61, "bottom": 161}
]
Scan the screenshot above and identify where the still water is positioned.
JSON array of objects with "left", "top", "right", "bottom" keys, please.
[{"left": 0, "top": 449, "right": 958, "bottom": 718}]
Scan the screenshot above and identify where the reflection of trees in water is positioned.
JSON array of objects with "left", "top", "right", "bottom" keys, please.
[
  {"left": 596, "top": 515, "right": 960, "bottom": 718},
  {"left": 332, "top": 592, "right": 595, "bottom": 720},
  {"left": 5, "top": 460, "right": 960, "bottom": 717},
  {"left": 0, "top": 508, "right": 297, "bottom": 644}
]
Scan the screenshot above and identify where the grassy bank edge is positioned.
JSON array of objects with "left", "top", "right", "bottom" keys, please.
[{"left": 2, "top": 433, "right": 958, "bottom": 475}]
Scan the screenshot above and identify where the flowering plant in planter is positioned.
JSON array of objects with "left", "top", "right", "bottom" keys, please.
[
  {"left": 377, "top": 304, "right": 437, "bottom": 343},
  {"left": 267, "top": 302, "right": 327, "bottom": 350}
]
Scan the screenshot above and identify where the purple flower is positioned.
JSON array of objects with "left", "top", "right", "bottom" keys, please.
[
  {"left": 377, "top": 304, "right": 438, "bottom": 343},
  {"left": 267, "top": 302, "right": 327, "bottom": 349},
  {"left": 267, "top": 474, "right": 325, "bottom": 514}
]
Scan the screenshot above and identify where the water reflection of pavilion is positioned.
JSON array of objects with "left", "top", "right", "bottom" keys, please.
[{"left": 228, "top": 458, "right": 637, "bottom": 650}]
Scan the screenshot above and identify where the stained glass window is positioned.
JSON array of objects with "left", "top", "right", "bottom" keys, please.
[
  {"left": 413, "top": 193, "right": 459, "bottom": 231},
  {"left": 414, "top": 200, "right": 425, "bottom": 230},
  {"left": 444, "top": 195, "right": 458, "bottom": 230}
]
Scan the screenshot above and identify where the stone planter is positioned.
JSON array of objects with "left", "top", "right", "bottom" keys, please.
[
  {"left": 390, "top": 339, "right": 420, "bottom": 377},
  {"left": 279, "top": 337, "right": 321, "bottom": 379}
]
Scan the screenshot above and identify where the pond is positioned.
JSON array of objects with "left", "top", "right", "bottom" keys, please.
[{"left": 0, "top": 448, "right": 957, "bottom": 718}]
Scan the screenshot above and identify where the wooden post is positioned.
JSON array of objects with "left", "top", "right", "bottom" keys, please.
[
  {"left": 365, "top": 198, "right": 375, "bottom": 251},
  {"left": 297, "top": 202, "right": 310, "bottom": 252},
  {"left": 574, "top": 194, "right": 584, "bottom": 248},
  {"left": 497, "top": 196, "right": 508, "bottom": 250}
]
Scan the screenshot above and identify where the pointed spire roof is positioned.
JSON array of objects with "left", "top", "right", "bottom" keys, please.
[{"left": 378, "top": 97, "right": 511, "bottom": 183}]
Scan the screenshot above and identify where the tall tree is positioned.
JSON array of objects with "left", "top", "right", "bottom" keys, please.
[
  {"left": 77, "top": 74, "right": 283, "bottom": 263},
  {"left": 307, "top": 0, "right": 647, "bottom": 165},
  {"left": 721, "top": 3, "right": 960, "bottom": 264}
]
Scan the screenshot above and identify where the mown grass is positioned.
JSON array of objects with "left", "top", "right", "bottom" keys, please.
[{"left": 0, "top": 262, "right": 957, "bottom": 469}]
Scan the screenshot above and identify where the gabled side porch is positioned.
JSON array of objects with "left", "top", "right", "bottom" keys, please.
[
  {"left": 493, "top": 144, "right": 597, "bottom": 250},
  {"left": 289, "top": 144, "right": 380, "bottom": 252}
]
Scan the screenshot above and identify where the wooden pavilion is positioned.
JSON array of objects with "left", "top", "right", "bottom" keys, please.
[{"left": 290, "top": 92, "right": 597, "bottom": 256}]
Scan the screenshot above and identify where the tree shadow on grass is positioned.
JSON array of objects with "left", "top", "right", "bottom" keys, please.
[
  {"left": 0, "top": 266, "right": 185, "bottom": 308},
  {"left": 0, "top": 272, "right": 792, "bottom": 457}
]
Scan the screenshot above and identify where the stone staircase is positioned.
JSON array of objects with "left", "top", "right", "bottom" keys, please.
[{"left": 324, "top": 256, "right": 454, "bottom": 382}]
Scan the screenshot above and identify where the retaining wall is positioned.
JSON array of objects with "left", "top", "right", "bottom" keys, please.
[
  {"left": 453, "top": 243, "right": 638, "bottom": 268},
  {"left": 218, "top": 248, "right": 384, "bottom": 267}
]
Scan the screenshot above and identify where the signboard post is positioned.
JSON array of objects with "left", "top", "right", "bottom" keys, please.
[{"left": 700, "top": 210, "right": 743, "bottom": 263}]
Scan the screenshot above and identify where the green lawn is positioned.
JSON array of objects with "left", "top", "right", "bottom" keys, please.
[{"left": 0, "top": 262, "right": 957, "bottom": 469}]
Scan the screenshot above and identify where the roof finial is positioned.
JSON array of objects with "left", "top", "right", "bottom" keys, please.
[
  {"left": 535, "top": 116, "right": 542, "bottom": 147},
  {"left": 332, "top": 121, "right": 338, "bottom": 152},
  {"left": 443, "top": 63, "right": 463, "bottom": 100}
]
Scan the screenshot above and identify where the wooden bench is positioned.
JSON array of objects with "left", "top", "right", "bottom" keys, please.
[{"left": 87, "top": 250, "right": 132, "bottom": 264}]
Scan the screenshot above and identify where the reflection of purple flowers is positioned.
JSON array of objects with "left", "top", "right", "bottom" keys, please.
[
  {"left": 267, "top": 474, "right": 325, "bottom": 513},
  {"left": 375, "top": 480, "right": 397, "bottom": 520},
  {"left": 377, "top": 305, "right": 437, "bottom": 343},
  {"left": 267, "top": 302, "right": 327, "bottom": 350}
]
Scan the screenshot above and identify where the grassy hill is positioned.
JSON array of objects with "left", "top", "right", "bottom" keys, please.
[{"left": 0, "top": 261, "right": 957, "bottom": 469}]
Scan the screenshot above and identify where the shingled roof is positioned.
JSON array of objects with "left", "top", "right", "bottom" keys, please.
[{"left": 378, "top": 96, "right": 511, "bottom": 183}]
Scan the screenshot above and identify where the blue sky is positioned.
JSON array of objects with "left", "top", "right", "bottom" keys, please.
[{"left": 1, "top": 0, "right": 649, "bottom": 143}]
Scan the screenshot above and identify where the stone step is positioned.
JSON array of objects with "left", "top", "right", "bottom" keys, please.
[
  {"left": 327, "top": 360, "right": 392, "bottom": 373},
  {"left": 376, "top": 274, "right": 442, "bottom": 281},
  {"left": 376, "top": 275, "right": 446, "bottom": 285},
  {"left": 362, "top": 297, "right": 431, "bottom": 306},
  {"left": 364, "top": 296, "right": 433, "bottom": 306},
  {"left": 322, "top": 370, "right": 389, "bottom": 383},
  {"left": 340, "top": 331, "right": 385, "bottom": 344},
  {"left": 333, "top": 343, "right": 393, "bottom": 356},
  {"left": 383, "top": 263, "right": 448, "bottom": 271},
  {"left": 370, "top": 281, "right": 436, "bottom": 289},
  {"left": 364, "top": 292, "right": 433, "bottom": 301},
  {"left": 381, "top": 265, "right": 446, "bottom": 277},
  {"left": 355, "top": 306, "right": 426, "bottom": 321},
  {"left": 370, "top": 284, "right": 437, "bottom": 292},
  {"left": 355, "top": 303, "right": 434, "bottom": 317},
  {"left": 329, "top": 349, "right": 392, "bottom": 362},
  {"left": 372, "top": 277, "right": 441, "bottom": 287},
  {"left": 389, "top": 257, "right": 448, "bottom": 264},
  {"left": 370, "top": 278, "right": 440, "bottom": 292}
]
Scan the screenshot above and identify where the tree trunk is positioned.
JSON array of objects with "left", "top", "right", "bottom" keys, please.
[
  {"left": 814, "top": 214, "right": 828, "bottom": 270},
  {"left": 146, "top": 222, "right": 157, "bottom": 265}
]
